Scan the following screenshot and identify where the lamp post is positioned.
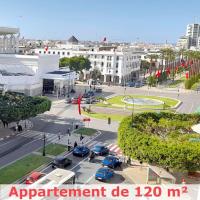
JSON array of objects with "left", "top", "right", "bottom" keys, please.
[{"left": 42, "top": 133, "right": 46, "bottom": 156}]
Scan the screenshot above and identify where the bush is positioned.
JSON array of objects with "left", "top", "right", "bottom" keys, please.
[{"left": 118, "top": 112, "right": 200, "bottom": 172}]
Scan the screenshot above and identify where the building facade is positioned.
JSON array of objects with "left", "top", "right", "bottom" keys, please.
[
  {"left": 33, "top": 43, "right": 141, "bottom": 84},
  {"left": 186, "top": 24, "right": 200, "bottom": 48}
]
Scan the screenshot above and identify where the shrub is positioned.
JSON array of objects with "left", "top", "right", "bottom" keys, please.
[{"left": 118, "top": 112, "right": 200, "bottom": 172}]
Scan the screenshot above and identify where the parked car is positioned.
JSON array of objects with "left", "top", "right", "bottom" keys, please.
[
  {"left": 73, "top": 146, "right": 90, "bottom": 157},
  {"left": 102, "top": 156, "right": 122, "bottom": 169},
  {"left": 95, "top": 167, "right": 114, "bottom": 182},
  {"left": 95, "top": 87, "right": 102, "bottom": 93},
  {"left": 66, "top": 97, "right": 71, "bottom": 103},
  {"left": 92, "top": 145, "right": 109, "bottom": 156},
  {"left": 25, "top": 172, "right": 45, "bottom": 184},
  {"left": 135, "top": 81, "right": 141, "bottom": 88},
  {"left": 127, "top": 82, "right": 135, "bottom": 87},
  {"left": 52, "top": 156, "right": 72, "bottom": 169},
  {"left": 87, "top": 91, "right": 95, "bottom": 96}
]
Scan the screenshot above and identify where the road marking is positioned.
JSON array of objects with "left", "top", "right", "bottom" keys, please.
[{"left": 85, "top": 174, "right": 95, "bottom": 184}]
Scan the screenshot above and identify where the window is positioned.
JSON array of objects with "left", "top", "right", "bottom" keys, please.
[
  {"left": 95, "top": 55, "right": 97, "bottom": 59},
  {"left": 101, "top": 62, "right": 104, "bottom": 67},
  {"left": 102, "top": 55, "right": 104, "bottom": 59},
  {"left": 62, "top": 52, "right": 65, "bottom": 55},
  {"left": 53, "top": 51, "right": 55, "bottom": 54},
  {"left": 39, "top": 51, "right": 41, "bottom": 54},
  {"left": 116, "top": 63, "right": 119, "bottom": 68},
  {"left": 58, "top": 52, "right": 60, "bottom": 55},
  {"left": 67, "top": 52, "right": 70, "bottom": 55},
  {"left": 48, "top": 51, "right": 51, "bottom": 54},
  {"left": 94, "top": 61, "right": 96, "bottom": 66},
  {"left": 116, "top": 56, "right": 119, "bottom": 60},
  {"left": 116, "top": 70, "right": 118, "bottom": 73},
  {"left": 44, "top": 51, "right": 46, "bottom": 54}
]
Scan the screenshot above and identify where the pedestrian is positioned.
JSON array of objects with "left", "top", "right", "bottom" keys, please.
[
  {"left": 80, "top": 134, "right": 84, "bottom": 141},
  {"left": 67, "top": 128, "right": 71, "bottom": 136},
  {"left": 58, "top": 132, "right": 61, "bottom": 140},
  {"left": 74, "top": 141, "right": 78, "bottom": 148}
]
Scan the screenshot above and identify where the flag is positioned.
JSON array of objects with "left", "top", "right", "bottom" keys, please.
[
  {"left": 44, "top": 46, "right": 48, "bottom": 52},
  {"left": 166, "top": 67, "right": 170, "bottom": 76},
  {"left": 185, "top": 71, "right": 189, "bottom": 80},
  {"left": 155, "top": 70, "right": 161, "bottom": 78},
  {"left": 77, "top": 95, "right": 82, "bottom": 115}
]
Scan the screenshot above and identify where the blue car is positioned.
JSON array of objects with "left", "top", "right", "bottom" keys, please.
[
  {"left": 102, "top": 156, "right": 122, "bottom": 168},
  {"left": 73, "top": 146, "right": 90, "bottom": 157},
  {"left": 92, "top": 145, "right": 109, "bottom": 156},
  {"left": 127, "top": 82, "right": 135, "bottom": 87},
  {"left": 95, "top": 167, "right": 114, "bottom": 181}
]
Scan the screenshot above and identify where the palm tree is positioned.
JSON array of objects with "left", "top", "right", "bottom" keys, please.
[{"left": 147, "top": 54, "right": 159, "bottom": 75}]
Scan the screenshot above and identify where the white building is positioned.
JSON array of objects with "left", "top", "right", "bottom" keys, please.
[
  {"left": 176, "top": 36, "right": 189, "bottom": 49},
  {"left": 186, "top": 23, "right": 200, "bottom": 48},
  {"left": 33, "top": 36, "right": 141, "bottom": 84},
  {"left": 0, "top": 28, "right": 76, "bottom": 96}
]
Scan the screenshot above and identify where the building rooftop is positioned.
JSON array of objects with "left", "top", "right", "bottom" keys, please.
[
  {"left": 0, "top": 27, "right": 19, "bottom": 35},
  {"left": 67, "top": 35, "right": 79, "bottom": 44}
]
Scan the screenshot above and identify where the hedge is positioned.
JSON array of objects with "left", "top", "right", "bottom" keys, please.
[{"left": 118, "top": 112, "right": 200, "bottom": 172}]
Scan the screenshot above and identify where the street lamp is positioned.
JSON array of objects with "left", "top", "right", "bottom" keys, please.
[{"left": 42, "top": 133, "right": 46, "bottom": 156}]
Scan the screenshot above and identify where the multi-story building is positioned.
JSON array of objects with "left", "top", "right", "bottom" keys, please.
[
  {"left": 176, "top": 36, "right": 189, "bottom": 49},
  {"left": 33, "top": 36, "right": 141, "bottom": 84},
  {"left": 186, "top": 23, "right": 200, "bottom": 48}
]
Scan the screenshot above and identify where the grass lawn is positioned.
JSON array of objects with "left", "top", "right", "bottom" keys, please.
[
  {"left": 96, "top": 95, "right": 178, "bottom": 108},
  {"left": 82, "top": 111, "right": 126, "bottom": 122},
  {"left": 38, "top": 144, "right": 67, "bottom": 156},
  {"left": 0, "top": 154, "right": 51, "bottom": 184},
  {"left": 74, "top": 127, "right": 97, "bottom": 136}
]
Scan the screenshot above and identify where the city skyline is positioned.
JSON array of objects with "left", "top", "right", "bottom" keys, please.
[{"left": 0, "top": 0, "right": 200, "bottom": 43}]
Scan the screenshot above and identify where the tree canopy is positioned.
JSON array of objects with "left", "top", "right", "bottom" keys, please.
[
  {"left": 59, "top": 56, "right": 92, "bottom": 72},
  {"left": 0, "top": 92, "right": 51, "bottom": 123},
  {"left": 90, "top": 68, "right": 101, "bottom": 80},
  {"left": 118, "top": 112, "right": 200, "bottom": 172}
]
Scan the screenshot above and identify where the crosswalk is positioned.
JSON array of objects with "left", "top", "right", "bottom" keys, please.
[
  {"left": 17, "top": 130, "right": 59, "bottom": 143},
  {"left": 16, "top": 130, "right": 123, "bottom": 157},
  {"left": 87, "top": 140, "right": 123, "bottom": 157}
]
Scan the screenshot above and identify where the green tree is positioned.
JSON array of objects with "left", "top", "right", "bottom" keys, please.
[
  {"left": 140, "top": 60, "right": 150, "bottom": 77},
  {"left": 90, "top": 68, "right": 101, "bottom": 80},
  {"left": 59, "top": 56, "right": 91, "bottom": 72}
]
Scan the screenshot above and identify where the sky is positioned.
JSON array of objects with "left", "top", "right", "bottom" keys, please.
[{"left": 0, "top": 0, "right": 200, "bottom": 43}]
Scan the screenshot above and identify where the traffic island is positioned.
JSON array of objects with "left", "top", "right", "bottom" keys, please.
[
  {"left": 0, "top": 154, "right": 51, "bottom": 184},
  {"left": 37, "top": 143, "right": 68, "bottom": 156}
]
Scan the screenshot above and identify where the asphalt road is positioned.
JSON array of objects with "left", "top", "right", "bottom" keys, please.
[{"left": 0, "top": 84, "right": 199, "bottom": 184}]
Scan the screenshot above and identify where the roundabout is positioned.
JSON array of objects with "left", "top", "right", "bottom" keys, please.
[{"left": 122, "top": 97, "right": 164, "bottom": 106}]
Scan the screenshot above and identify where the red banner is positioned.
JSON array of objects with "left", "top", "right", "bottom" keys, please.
[{"left": 77, "top": 95, "right": 82, "bottom": 115}]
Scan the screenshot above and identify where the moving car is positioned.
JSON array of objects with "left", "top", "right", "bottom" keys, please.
[
  {"left": 95, "top": 167, "right": 114, "bottom": 181},
  {"left": 73, "top": 146, "right": 90, "bottom": 157},
  {"left": 135, "top": 81, "right": 141, "bottom": 88},
  {"left": 92, "top": 145, "right": 109, "bottom": 156},
  {"left": 52, "top": 156, "right": 72, "bottom": 168},
  {"left": 95, "top": 87, "right": 102, "bottom": 93},
  {"left": 25, "top": 172, "right": 45, "bottom": 184},
  {"left": 71, "top": 97, "right": 79, "bottom": 104},
  {"left": 102, "top": 156, "right": 122, "bottom": 168}
]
